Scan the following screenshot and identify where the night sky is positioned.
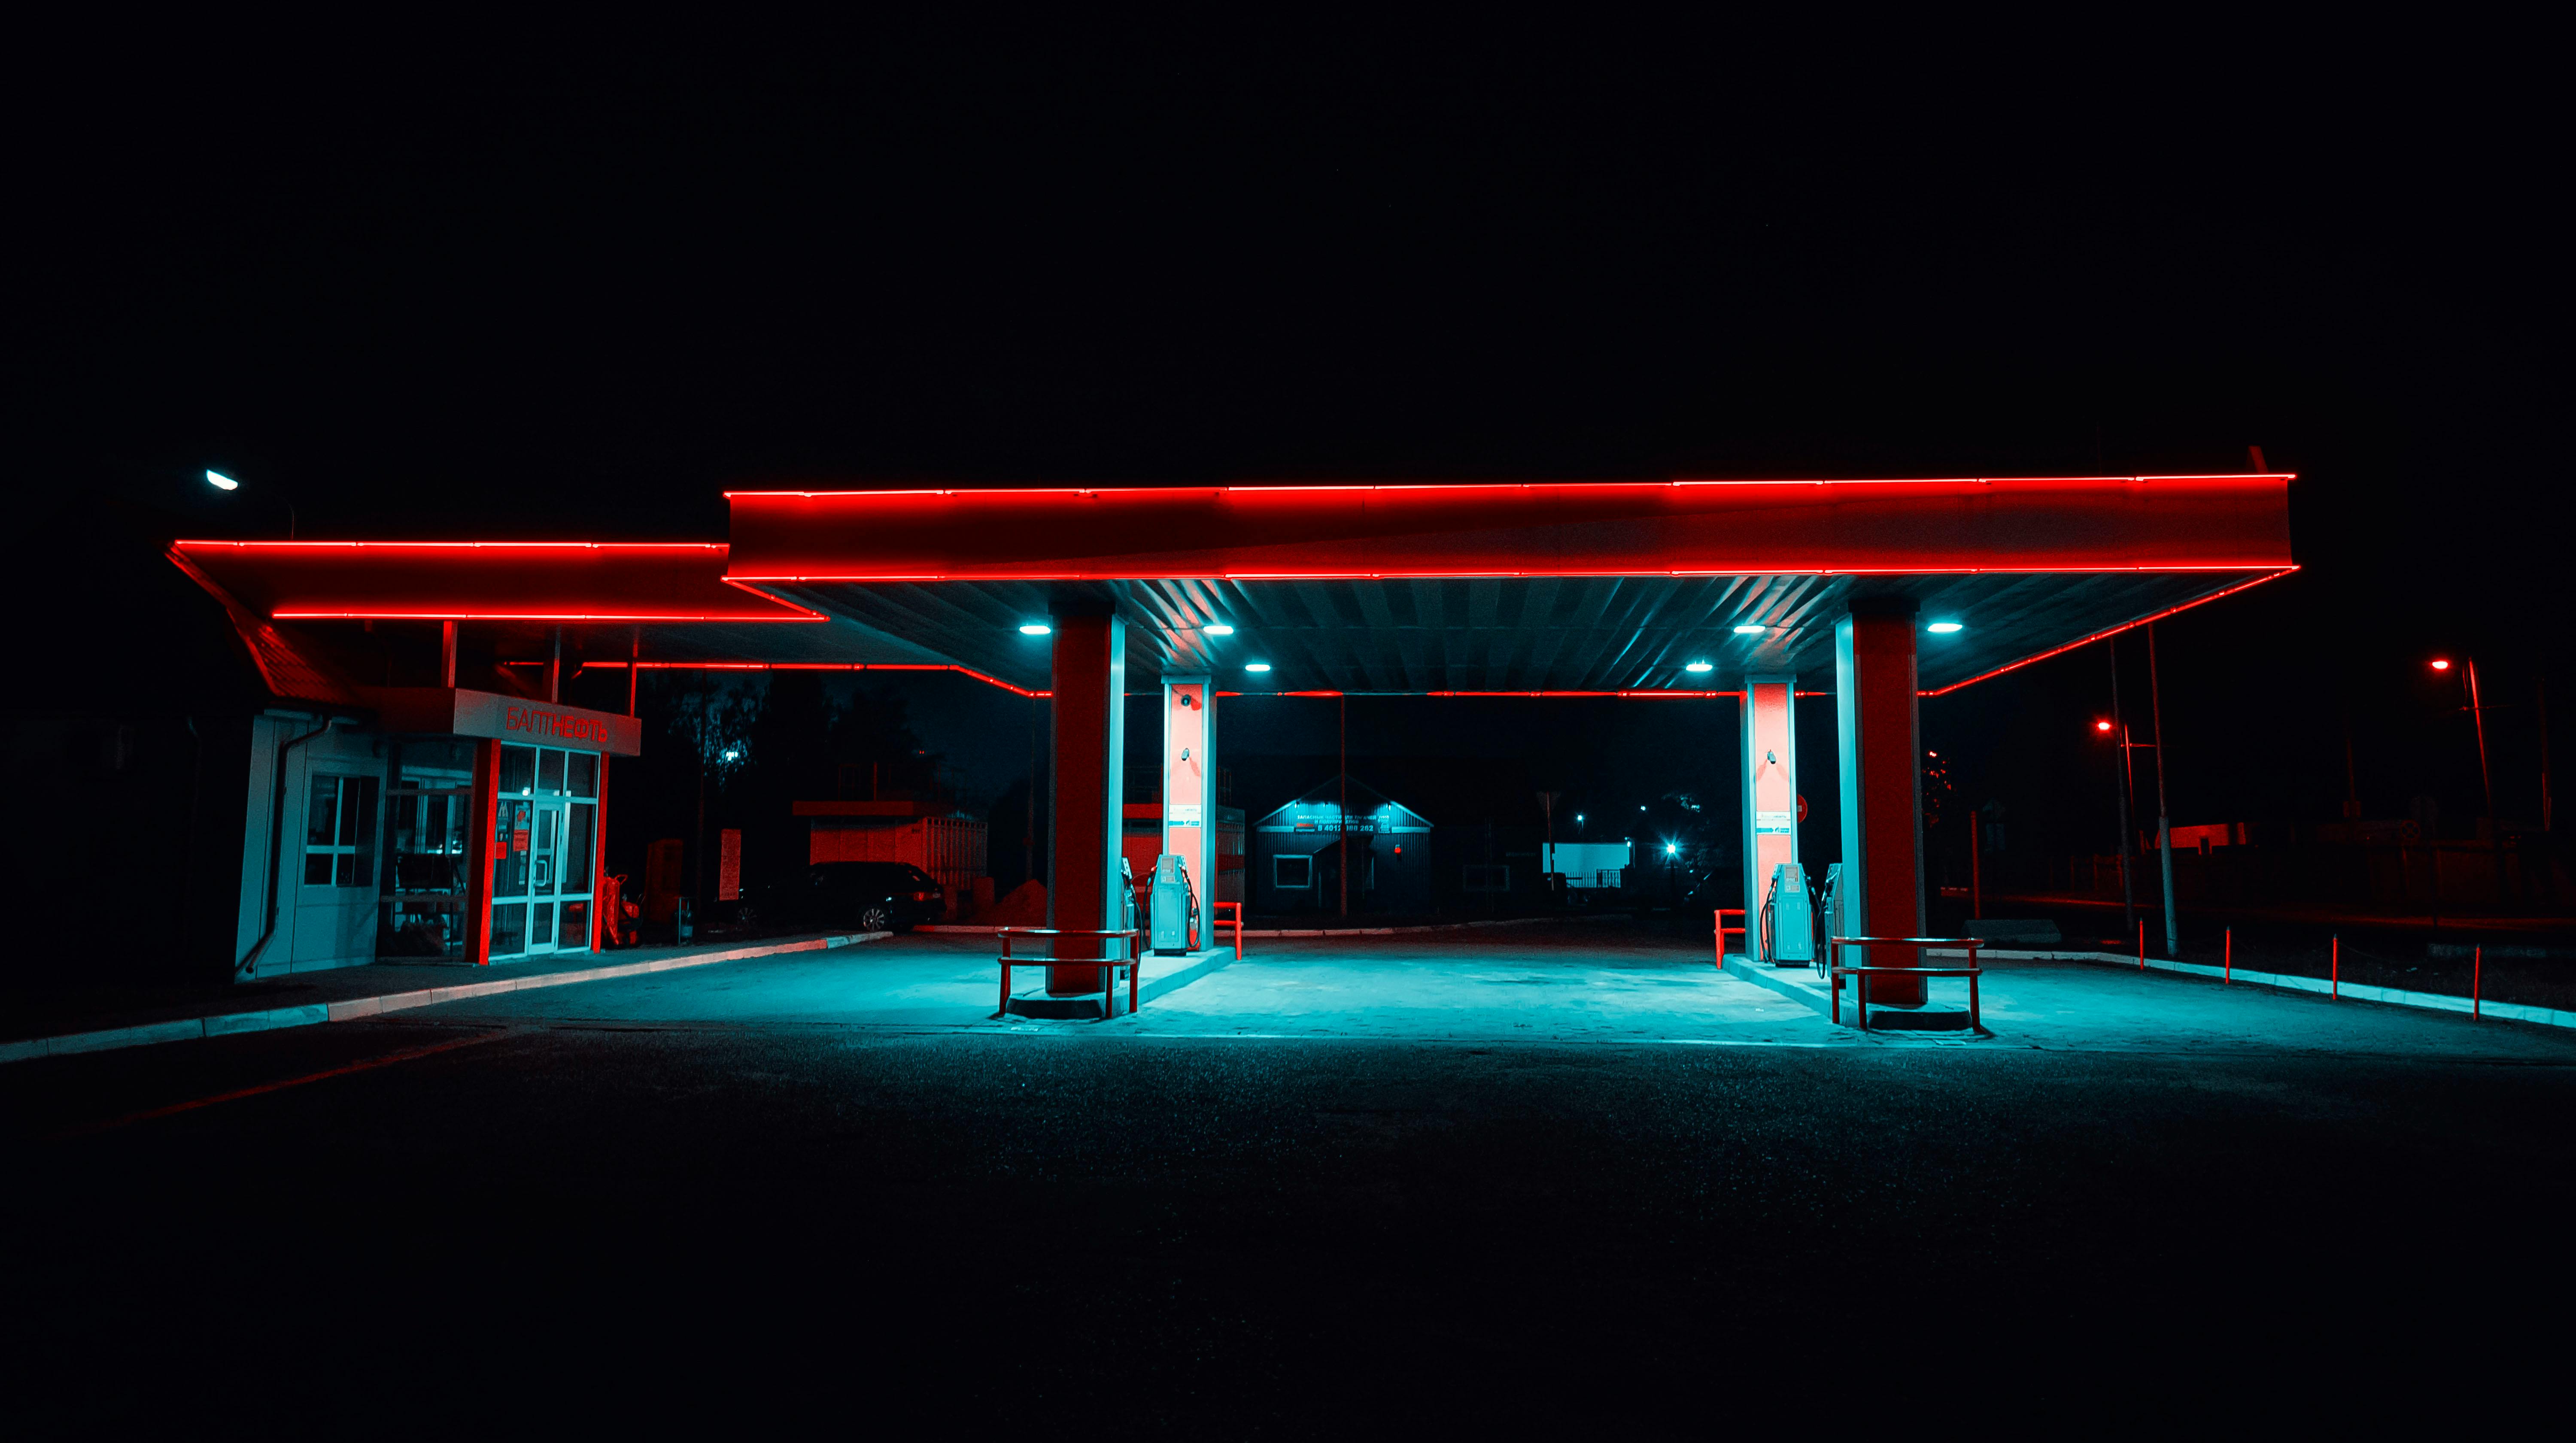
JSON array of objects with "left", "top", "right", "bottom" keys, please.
[{"left": 24, "top": 23, "right": 2564, "bottom": 871}]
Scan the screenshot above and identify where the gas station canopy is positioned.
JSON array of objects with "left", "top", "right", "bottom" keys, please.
[{"left": 175, "top": 475, "right": 2295, "bottom": 697}]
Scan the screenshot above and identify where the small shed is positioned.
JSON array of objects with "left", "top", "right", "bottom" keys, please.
[
  {"left": 1249, "top": 776, "right": 1433, "bottom": 915},
  {"left": 795, "top": 800, "right": 988, "bottom": 920}
]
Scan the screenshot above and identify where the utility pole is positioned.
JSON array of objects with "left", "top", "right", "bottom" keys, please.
[
  {"left": 2149, "top": 622, "right": 2179, "bottom": 958},
  {"left": 2109, "top": 640, "right": 2136, "bottom": 937},
  {"left": 2541, "top": 674, "right": 2555, "bottom": 837}
]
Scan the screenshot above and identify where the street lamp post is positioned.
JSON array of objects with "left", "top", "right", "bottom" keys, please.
[
  {"left": 2107, "top": 643, "right": 2136, "bottom": 939},
  {"left": 2148, "top": 622, "right": 2180, "bottom": 958},
  {"left": 2431, "top": 656, "right": 2503, "bottom": 902}
]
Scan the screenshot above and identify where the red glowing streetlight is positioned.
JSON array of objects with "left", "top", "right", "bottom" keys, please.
[
  {"left": 2094, "top": 718, "right": 2114, "bottom": 732},
  {"left": 2430, "top": 655, "right": 2498, "bottom": 887}
]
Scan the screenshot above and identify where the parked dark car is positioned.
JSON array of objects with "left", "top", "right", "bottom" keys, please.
[{"left": 742, "top": 861, "right": 944, "bottom": 935}]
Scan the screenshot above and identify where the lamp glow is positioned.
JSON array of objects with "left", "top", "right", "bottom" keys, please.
[
  {"left": 205, "top": 469, "right": 239, "bottom": 491},
  {"left": 1205, "top": 624, "right": 1235, "bottom": 636},
  {"left": 1245, "top": 662, "right": 1271, "bottom": 673},
  {"left": 1018, "top": 623, "right": 1051, "bottom": 635},
  {"left": 1684, "top": 661, "right": 1713, "bottom": 673},
  {"left": 2094, "top": 719, "right": 2114, "bottom": 732},
  {"left": 1732, "top": 623, "right": 1766, "bottom": 635},
  {"left": 1665, "top": 842, "right": 1679, "bottom": 855},
  {"left": 2430, "top": 658, "right": 2452, "bottom": 670},
  {"left": 1926, "top": 621, "right": 1964, "bottom": 634}
]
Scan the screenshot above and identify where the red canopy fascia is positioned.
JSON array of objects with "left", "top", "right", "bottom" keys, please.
[
  {"left": 723, "top": 475, "right": 2294, "bottom": 582},
  {"left": 169, "top": 541, "right": 823, "bottom": 623}
]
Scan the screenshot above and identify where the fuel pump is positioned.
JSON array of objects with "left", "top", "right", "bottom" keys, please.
[
  {"left": 1817, "top": 864, "right": 1845, "bottom": 973},
  {"left": 1149, "top": 854, "right": 1199, "bottom": 955},
  {"left": 1118, "top": 857, "right": 1139, "bottom": 936},
  {"left": 1759, "top": 862, "right": 1814, "bottom": 966}
]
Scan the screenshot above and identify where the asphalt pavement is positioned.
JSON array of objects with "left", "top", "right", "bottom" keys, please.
[{"left": 6, "top": 927, "right": 2571, "bottom": 1434}]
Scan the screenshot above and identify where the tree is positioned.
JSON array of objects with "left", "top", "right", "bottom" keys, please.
[{"left": 649, "top": 672, "right": 757, "bottom": 908}]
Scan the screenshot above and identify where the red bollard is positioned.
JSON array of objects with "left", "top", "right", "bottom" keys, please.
[
  {"left": 2138, "top": 919, "right": 2146, "bottom": 970},
  {"left": 2332, "top": 936, "right": 2339, "bottom": 999},
  {"left": 2474, "top": 945, "right": 2482, "bottom": 1019},
  {"left": 2224, "top": 928, "right": 2232, "bottom": 984}
]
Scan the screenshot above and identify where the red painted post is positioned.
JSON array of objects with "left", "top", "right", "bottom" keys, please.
[
  {"left": 2332, "top": 936, "right": 2339, "bottom": 998},
  {"left": 2224, "top": 928, "right": 2232, "bottom": 984},
  {"left": 2138, "top": 919, "right": 2145, "bottom": 970},
  {"left": 465, "top": 739, "right": 499, "bottom": 967},
  {"left": 1046, "top": 612, "right": 1125, "bottom": 996},
  {"left": 2474, "top": 945, "right": 2482, "bottom": 1019},
  {"left": 1836, "top": 605, "right": 1928, "bottom": 1003}
]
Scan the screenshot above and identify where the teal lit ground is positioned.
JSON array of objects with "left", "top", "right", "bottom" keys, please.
[
  {"left": 8, "top": 922, "right": 2572, "bottom": 1431},
  {"left": 358, "top": 922, "right": 2576, "bottom": 1061}
]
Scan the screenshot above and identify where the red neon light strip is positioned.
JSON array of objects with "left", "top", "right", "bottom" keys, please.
[
  {"left": 1918, "top": 567, "right": 2299, "bottom": 697},
  {"left": 723, "top": 474, "right": 2294, "bottom": 500},
  {"left": 600, "top": 661, "right": 1049, "bottom": 698},
  {"left": 730, "top": 564, "right": 2290, "bottom": 584},
  {"left": 174, "top": 540, "right": 729, "bottom": 552},
  {"left": 275, "top": 611, "right": 820, "bottom": 622}
]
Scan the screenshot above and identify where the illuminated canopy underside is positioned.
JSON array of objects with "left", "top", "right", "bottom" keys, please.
[{"left": 173, "top": 476, "right": 2295, "bottom": 697}]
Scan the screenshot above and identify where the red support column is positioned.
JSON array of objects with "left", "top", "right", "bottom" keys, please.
[
  {"left": 465, "top": 739, "right": 499, "bottom": 967},
  {"left": 1835, "top": 601, "right": 1926, "bottom": 1005},
  {"left": 1046, "top": 608, "right": 1126, "bottom": 994}
]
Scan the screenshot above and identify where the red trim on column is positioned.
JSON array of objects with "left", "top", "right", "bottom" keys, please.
[
  {"left": 592, "top": 755, "right": 611, "bottom": 953},
  {"left": 466, "top": 740, "right": 499, "bottom": 967}
]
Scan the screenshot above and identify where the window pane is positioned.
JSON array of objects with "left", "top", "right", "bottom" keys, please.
[
  {"left": 305, "top": 852, "right": 336, "bottom": 885},
  {"left": 491, "top": 903, "right": 526, "bottom": 955},
  {"left": 345, "top": 776, "right": 378, "bottom": 849},
  {"left": 498, "top": 745, "right": 535, "bottom": 795},
  {"left": 564, "top": 803, "right": 595, "bottom": 896},
  {"left": 495, "top": 799, "right": 532, "bottom": 897},
  {"left": 558, "top": 899, "right": 589, "bottom": 949},
  {"left": 532, "top": 902, "right": 554, "bottom": 946},
  {"left": 535, "top": 808, "right": 559, "bottom": 894},
  {"left": 538, "top": 749, "right": 565, "bottom": 794},
  {"left": 566, "top": 752, "right": 598, "bottom": 799},
  {"left": 307, "top": 776, "right": 340, "bottom": 846}
]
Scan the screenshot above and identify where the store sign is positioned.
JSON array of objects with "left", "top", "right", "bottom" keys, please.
[
  {"left": 445, "top": 689, "right": 644, "bottom": 755},
  {"left": 1755, "top": 810, "right": 1794, "bottom": 835}
]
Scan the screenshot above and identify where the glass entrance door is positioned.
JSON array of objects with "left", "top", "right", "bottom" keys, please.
[
  {"left": 527, "top": 800, "right": 565, "bottom": 954},
  {"left": 489, "top": 744, "right": 599, "bottom": 960}
]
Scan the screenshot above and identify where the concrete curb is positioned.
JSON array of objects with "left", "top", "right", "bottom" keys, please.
[
  {"left": 0, "top": 932, "right": 891, "bottom": 1066},
  {"left": 1931, "top": 946, "right": 2576, "bottom": 1032}
]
